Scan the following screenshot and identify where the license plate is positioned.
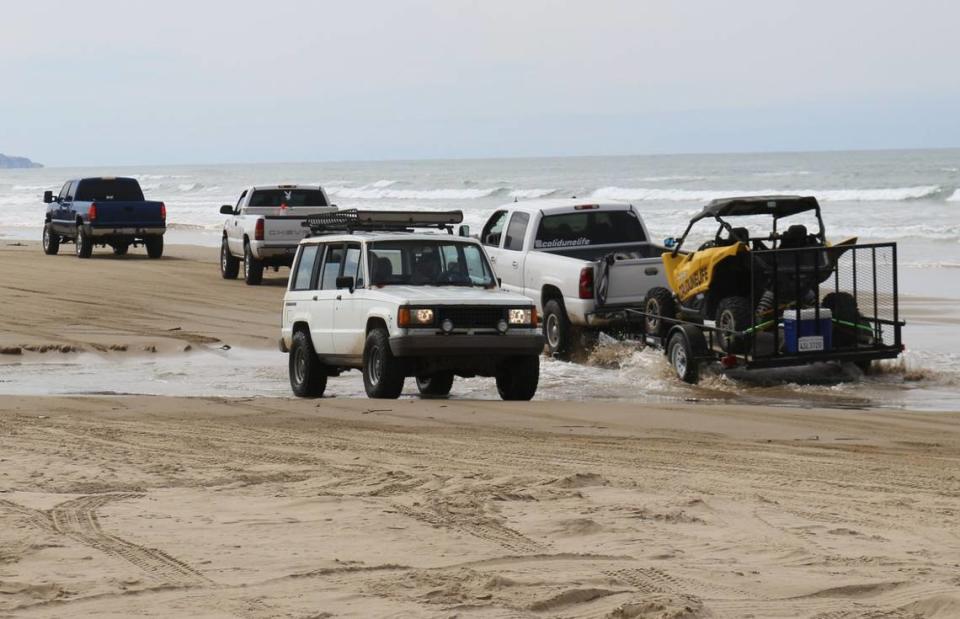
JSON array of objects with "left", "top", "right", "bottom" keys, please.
[{"left": 798, "top": 336, "right": 824, "bottom": 352}]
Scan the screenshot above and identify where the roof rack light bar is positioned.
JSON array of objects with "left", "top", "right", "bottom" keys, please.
[{"left": 302, "top": 209, "right": 464, "bottom": 235}]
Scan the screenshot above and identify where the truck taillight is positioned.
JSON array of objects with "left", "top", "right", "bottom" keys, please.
[
  {"left": 578, "top": 266, "right": 594, "bottom": 299},
  {"left": 88, "top": 203, "right": 97, "bottom": 221},
  {"left": 255, "top": 218, "right": 265, "bottom": 241},
  {"left": 160, "top": 202, "right": 166, "bottom": 220}
]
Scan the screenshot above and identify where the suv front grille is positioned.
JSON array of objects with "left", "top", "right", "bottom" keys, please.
[{"left": 436, "top": 306, "right": 506, "bottom": 329}]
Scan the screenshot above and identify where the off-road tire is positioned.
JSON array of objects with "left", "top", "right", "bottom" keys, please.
[
  {"left": 542, "top": 299, "right": 572, "bottom": 357},
  {"left": 289, "top": 330, "right": 327, "bottom": 398},
  {"left": 667, "top": 328, "right": 703, "bottom": 384},
  {"left": 416, "top": 372, "right": 454, "bottom": 397},
  {"left": 243, "top": 242, "right": 264, "bottom": 285},
  {"left": 716, "top": 295, "right": 752, "bottom": 353},
  {"left": 363, "top": 328, "right": 405, "bottom": 399},
  {"left": 221, "top": 237, "right": 240, "bottom": 279},
  {"left": 112, "top": 243, "right": 129, "bottom": 256},
  {"left": 42, "top": 223, "right": 60, "bottom": 255},
  {"left": 643, "top": 287, "right": 677, "bottom": 339},
  {"left": 75, "top": 225, "right": 93, "bottom": 258},
  {"left": 822, "top": 292, "right": 864, "bottom": 348},
  {"left": 145, "top": 236, "right": 164, "bottom": 259},
  {"left": 495, "top": 355, "right": 540, "bottom": 401}
]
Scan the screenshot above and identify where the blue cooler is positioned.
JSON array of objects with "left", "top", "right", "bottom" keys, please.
[{"left": 783, "top": 308, "right": 832, "bottom": 353}]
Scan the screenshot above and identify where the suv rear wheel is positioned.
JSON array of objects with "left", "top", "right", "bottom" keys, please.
[
  {"left": 416, "top": 372, "right": 454, "bottom": 397},
  {"left": 289, "top": 331, "right": 327, "bottom": 397},
  {"left": 495, "top": 355, "right": 539, "bottom": 401},
  {"left": 363, "top": 328, "right": 405, "bottom": 399}
]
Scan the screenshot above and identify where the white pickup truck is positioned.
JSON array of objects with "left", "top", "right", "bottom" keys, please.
[
  {"left": 220, "top": 184, "right": 337, "bottom": 284},
  {"left": 479, "top": 199, "right": 668, "bottom": 356},
  {"left": 280, "top": 210, "right": 544, "bottom": 400}
]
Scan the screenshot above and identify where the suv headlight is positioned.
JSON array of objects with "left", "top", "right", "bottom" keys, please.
[
  {"left": 508, "top": 308, "right": 535, "bottom": 325},
  {"left": 398, "top": 307, "right": 435, "bottom": 327}
]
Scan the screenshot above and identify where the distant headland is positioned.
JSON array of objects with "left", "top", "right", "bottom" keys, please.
[{"left": 0, "top": 154, "right": 43, "bottom": 169}]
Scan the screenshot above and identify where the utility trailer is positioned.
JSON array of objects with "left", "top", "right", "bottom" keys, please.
[{"left": 593, "top": 196, "right": 905, "bottom": 383}]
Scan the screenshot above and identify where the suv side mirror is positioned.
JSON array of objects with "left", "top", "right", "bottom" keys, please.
[
  {"left": 335, "top": 275, "right": 355, "bottom": 293},
  {"left": 43, "top": 191, "right": 54, "bottom": 204},
  {"left": 219, "top": 205, "right": 234, "bottom": 215},
  {"left": 458, "top": 224, "right": 470, "bottom": 237},
  {"left": 664, "top": 237, "right": 677, "bottom": 249}
]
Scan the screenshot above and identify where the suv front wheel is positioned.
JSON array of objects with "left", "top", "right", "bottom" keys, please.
[
  {"left": 495, "top": 355, "right": 540, "bottom": 401},
  {"left": 289, "top": 331, "right": 327, "bottom": 397},
  {"left": 363, "top": 328, "right": 405, "bottom": 399}
]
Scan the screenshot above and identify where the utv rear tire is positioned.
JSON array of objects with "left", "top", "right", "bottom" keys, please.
[
  {"left": 823, "top": 292, "right": 863, "bottom": 348},
  {"left": 363, "top": 328, "right": 405, "bottom": 399},
  {"left": 542, "top": 299, "right": 572, "bottom": 358},
  {"left": 643, "top": 287, "right": 677, "bottom": 339},
  {"left": 42, "top": 223, "right": 59, "bottom": 255},
  {"left": 243, "top": 242, "right": 263, "bottom": 285},
  {"left": 495, "top": 355, "right": 540, "bottom": 401},
  {"left": 112, "top": 243, "right": 129, "bottom": 256},
  {"left": 716, "top": 296, "right": 752, "bottom": 353},
  {"left": 416, "top": 372, "right": 454, "bottom": 397},
  {"left": 289, "top": 331, "right": 327, "bottom": 398},
  {"left": 221, "top": 237, "right": 240, "bottom": 279},
  {"left": 75, "top": 225, "right": 93, "bottom": 259},
  {"left": 145, "top": 236, "right": 163, "bottom": 259}
]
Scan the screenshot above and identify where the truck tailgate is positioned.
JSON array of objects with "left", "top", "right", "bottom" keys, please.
[
  {"left": 91, "top": 201, "right": 165, "bottom": 227},
  {"left": 602, "top": 257, "right": 666, "bottom": 306},
  {"left": 261, "top": 208, "right": 337, "bottom": 245}
]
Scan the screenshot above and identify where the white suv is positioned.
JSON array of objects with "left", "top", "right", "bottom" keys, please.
[{"left": 279, "top": 211, "right": 544, "bottom": 400}]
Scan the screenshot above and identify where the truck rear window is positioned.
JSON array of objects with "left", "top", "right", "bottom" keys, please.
[
  {"left": 534, "top": 210, "right": 646, "bottom": 249},
  {"left": 248, "top": 189, "right": 328, "bottom": 207},
  {"left": 75, "top": 178, "right": 144, "bottom": 201}
]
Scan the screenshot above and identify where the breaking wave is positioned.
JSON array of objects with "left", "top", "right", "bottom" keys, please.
[
  {"left": 328, "top": 186, "right": 506, "bottom": 200},
  {"left": 947, "top": 189, "right": 960, "bottom": 202},
  {"left": 509, "top": 188, "right": 559, "bottom": 199},
  {"left": 591, "top": 185, "right": 944, "bottom": 202}
]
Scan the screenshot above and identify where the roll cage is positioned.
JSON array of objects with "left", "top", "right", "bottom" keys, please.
[{"left": 671, "top": 195, "right": 826, "bottom": 256}]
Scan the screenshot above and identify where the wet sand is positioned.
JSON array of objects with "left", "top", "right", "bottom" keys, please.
[{"left": 1, "top": 241, "right": 960, "bottom": 617}]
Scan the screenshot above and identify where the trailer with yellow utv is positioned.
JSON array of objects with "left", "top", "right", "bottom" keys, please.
[{"left": 595, "top": 195, "right": 905, "bottom": 383}]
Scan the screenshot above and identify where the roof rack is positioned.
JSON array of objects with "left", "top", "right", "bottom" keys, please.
[{"left": 302, "top": 209, "right": 464, "bottom": 236}]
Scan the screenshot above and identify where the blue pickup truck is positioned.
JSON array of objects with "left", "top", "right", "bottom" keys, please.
[{"left": 42, "top": 177, "right": 166, "bottom": 258}]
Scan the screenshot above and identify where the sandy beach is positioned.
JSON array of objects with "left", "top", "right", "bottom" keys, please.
[{"left": 1, "top": 242, "right": 959, "bottom": 618}]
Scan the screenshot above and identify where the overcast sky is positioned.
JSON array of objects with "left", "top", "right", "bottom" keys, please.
[{"left": 1, "top": 0, "right": 958, "bottom": 166}]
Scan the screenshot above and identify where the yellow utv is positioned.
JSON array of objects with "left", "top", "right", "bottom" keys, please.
[{"left": 643, "top": 195, "right": 859, "bottom": 354}]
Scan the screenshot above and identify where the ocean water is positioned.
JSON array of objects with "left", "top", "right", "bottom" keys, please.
[{"left": 1, "top": 149, "right": 958, "bottom": 408}]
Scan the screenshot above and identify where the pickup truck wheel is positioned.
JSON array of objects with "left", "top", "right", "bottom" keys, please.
[
  {"left": 145, "top": 236, "right": 164, "bottom": 259},
  {"left": 75, "top": 226, "right": 93, "bottom": 258},
  {"left": 416, "top": 372, "right": 454, "bottom": 397},
  {"left": 543, "top": 299, "right": 572, "bottom": 357},
  {"left": 289, "top": 331, "right": 327, "bottom": 397},
  {"left": 42, "top": 223, "right": 60, "bottom": 255},
  {"left": 363, "top": 328, "right": 405, "bottom": 399},
  {"left": 243, "top": 243, "right": 264, "bottom": 285},
  {"left": 495, "top": 355, "right": 540, "bottom": 401},
  {"left": 643, "top": 287, "right": 677, "bottom": 338},
  {"left": 220, "top": 237, "right": 240, "bottom": 279},
  {"left": 112, "top": 243, "right": 129, "bottom": 256}
]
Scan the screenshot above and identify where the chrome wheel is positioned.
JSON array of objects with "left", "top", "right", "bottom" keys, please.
[
  {"left": 43, "top": 226, "right": 50, "bottom": 251},
  {"left": 671, "top": 339, "right": 688, "bottom": 379},
  {"left": 221, "top": 243, "right": 228, "bottom": 272},
  {"left": 368, "top": 344, "right": 383, "bottom": 385},
  {"left": 545, "top": 313, "right": 561, "bottom": 349},
  {"left": 293, "top": 346, "right": 308, "bottom": 385},
  {"left": 645, "top": 298, "right": 660, "bottom": 333},
  {"left": 75, "top": 228, "right": 83, "bottom": 256}
]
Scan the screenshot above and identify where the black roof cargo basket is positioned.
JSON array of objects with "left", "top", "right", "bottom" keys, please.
[{"left": 303, "top": 209, "right": 464, "bottom": 236}]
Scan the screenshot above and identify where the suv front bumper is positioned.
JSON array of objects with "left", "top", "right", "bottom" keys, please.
[{"left": 389, "top": 332, "right": 544, "bottom": 357}]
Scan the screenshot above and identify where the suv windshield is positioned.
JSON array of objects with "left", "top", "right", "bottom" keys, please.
[
  {"left": 535, "top": 210, "right": 646, "bottom": 249},
  {"left": 75, "top": 178, "right": 144, "bottom": 201},
  {"left": 368, "top": 240, "right": 495, "bottom": 287},
  {"left": 248, "top": 189, "right": 328, "bottom": 207}
]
